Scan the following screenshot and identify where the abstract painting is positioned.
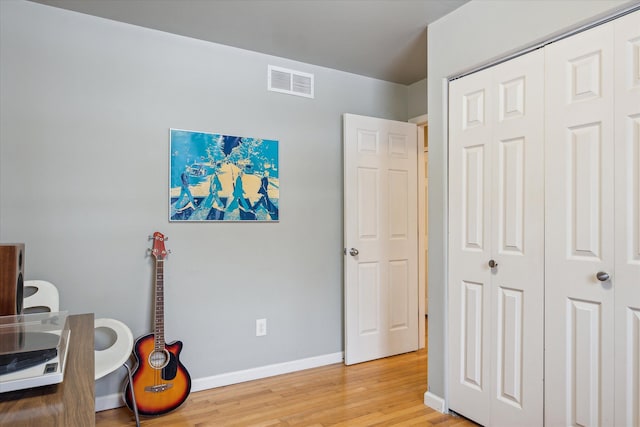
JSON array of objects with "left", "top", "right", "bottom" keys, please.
[{"left": 169, "top": 129, "right": 279, "bottom": 222}]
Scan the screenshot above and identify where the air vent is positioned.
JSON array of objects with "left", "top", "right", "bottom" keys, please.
[{"left": 268, "top": 65, "right": 314, "bottom": 98}]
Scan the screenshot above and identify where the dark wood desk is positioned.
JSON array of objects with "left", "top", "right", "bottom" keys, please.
[{"left": 0, "top": 313, "right": 95, "bottom": 427}]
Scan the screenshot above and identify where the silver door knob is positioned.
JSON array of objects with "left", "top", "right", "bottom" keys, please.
[
  {"left": 488, "top": 259, "right": 498, "bottom": 268},
  {"left": 349, "top": 248, "right": 359, "bottom": 257},
  {"left": 596, "top": 271, "right": 610, "bottom": 282}
]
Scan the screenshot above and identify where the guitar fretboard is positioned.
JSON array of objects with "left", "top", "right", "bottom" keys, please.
[{"left": 154, "top": 259, "right": 165, "bottom": 351}]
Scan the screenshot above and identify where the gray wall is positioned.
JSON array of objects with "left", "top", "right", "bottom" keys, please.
[
  {"left": 426, "top": 0, "right": 633, "bottom": 399},
  {"left": 408, "top": 78, "right": 427, "bottom": 119},
  {"left": 0, "top": 0, "right": 408, "bottom": 399}
]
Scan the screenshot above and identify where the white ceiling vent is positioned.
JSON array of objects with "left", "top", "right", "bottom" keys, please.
[{"left": 268, "top": 65, "right": 314, "bottom": 99}]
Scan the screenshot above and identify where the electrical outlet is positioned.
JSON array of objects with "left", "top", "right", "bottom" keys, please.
[{"left": 256, "top": 318, "right": 267, "bottom": 336}]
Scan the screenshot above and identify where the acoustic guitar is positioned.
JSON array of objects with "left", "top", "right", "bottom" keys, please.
[{"left": 124, "top": 232, "right": 191, "bottom": 416}]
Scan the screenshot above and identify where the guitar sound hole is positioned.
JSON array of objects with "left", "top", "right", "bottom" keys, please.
[{"left": 148, "top": 349, "right": 170, "bottom": 369}]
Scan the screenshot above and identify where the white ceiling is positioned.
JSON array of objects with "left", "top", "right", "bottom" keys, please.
[{"left": 29, "top": 0, "right": 469, "bottom": 85}]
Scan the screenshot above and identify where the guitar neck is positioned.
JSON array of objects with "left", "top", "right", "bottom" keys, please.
[{"left": 154, "top": 259, "right": 165, "bottom": 350}]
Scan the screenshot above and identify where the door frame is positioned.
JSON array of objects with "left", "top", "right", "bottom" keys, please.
[{"left": 410, "top": 114, "right": 428, "bottom": 350}]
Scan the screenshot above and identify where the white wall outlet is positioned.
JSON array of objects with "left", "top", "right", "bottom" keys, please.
[{"left": 256, "top": 318, "right": 267, "bottom": 336}]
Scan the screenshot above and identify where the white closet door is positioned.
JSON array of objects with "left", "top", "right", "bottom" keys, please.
[
  {"left": 545, "top": 23, "right": 616, "bottom": 427},
  {"left": 614, "top": 11, "right": 640, "bottom": 427},
  {"left": 488, "top": 49, "right": 544, "bottom": 427},
  {"left": 449, "top": 66, "right": 494, "bottom": 426},
  {"left": 448, "top": 50, "right": 544, "bottom": 427}
]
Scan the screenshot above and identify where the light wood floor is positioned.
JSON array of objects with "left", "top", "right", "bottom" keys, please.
[{"left": 96, "top": 319, "right": 477, "bottom": 427}]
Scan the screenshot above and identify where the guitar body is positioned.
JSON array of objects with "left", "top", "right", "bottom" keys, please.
[{"left": 124, "top": 332, "right": 191, "bottom": 416}]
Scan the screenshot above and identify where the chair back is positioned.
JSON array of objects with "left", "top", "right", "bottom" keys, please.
[
  {"left": 23, "top": 280, "right": 59, "bottom": 313},
  {"left": 94, "top": 318, "right": 134, "bottom": 380}
]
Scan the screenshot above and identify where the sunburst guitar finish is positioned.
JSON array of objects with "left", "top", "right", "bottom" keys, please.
[
  {"left": 123, "top": 232, "right": 191, "bottom": 416},
  {"left": 124, "top": 333, "right": 191, "bottom": 416}
]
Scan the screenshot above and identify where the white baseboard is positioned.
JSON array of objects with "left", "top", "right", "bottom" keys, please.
[
  {"left": 96, "top": 351, "right": 344, "bottom": 412},
  {"left": 424, "top": 390, "right": 446, "bottom": 413},
  {"left": 96, "top": 392, "right": 125, "bottom": 412},
  {"left": 192, "top": 351, "right": 343, "bottom": 392}
]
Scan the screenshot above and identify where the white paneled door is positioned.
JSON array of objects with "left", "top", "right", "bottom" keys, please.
[
  {"left": 448, "top": 49, "right": 544, "bottom": 427},
  {"left": 343, "top": 113, "right": 418, "bottom": 366},
  {"left": 449, "top": 9, "right": 639, "bottom": 427},
  {"left": 546, "top": 11, "right": 640, "bottom": 427},
  {"left": 614, "top": 11, "right": 640, "bottom": 427},
  {"left": 449, "top": 65, "right": 493, "bottom": 425},
  {"left": 545, "top": 22, "right": 617, "bottom": 427}
]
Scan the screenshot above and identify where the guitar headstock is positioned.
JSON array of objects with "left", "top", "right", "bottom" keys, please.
[{"left": 151, "top": 232, "right": 168, "bottom": 260}]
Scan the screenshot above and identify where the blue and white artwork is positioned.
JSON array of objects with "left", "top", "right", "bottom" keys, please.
[{"left": 170, "top": 129, "right": 279, "bottom": 222}]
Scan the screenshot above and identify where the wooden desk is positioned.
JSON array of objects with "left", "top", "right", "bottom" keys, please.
[{"left": 0, "top": 313, "right": 95, "bottom": 427}]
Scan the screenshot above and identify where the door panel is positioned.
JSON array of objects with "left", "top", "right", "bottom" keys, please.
[
  {"left": 344, "top": 114, "right": 418, "bottom": 366},
  {"left": 449, "top": 67, "right": 493, "bottom": 425},
  {"left": 462, "top": 280, "right": 484, "bottom": 390},
  {"left": 448, "top": 49, "right": 544, "bottom": 426},
  {"left": 569, "top": 299, "right": 602, "bottom": 426},
  {"left": 614, "top": 11, "right": 640, "bottom": 427},
  {"left": 357, "top": 263, "right": 379, "bottom": 335},
  {"left": 496, "top": 287, "right": 523, "bottom": 407},
  {"left": 357, "top": 167, "right": 379, "bottom": 238},
  {"left": 389, "top": 170, "right": 409, "bottom": 238},
  {"left": 545, "top": 22, "right": 615, "bottom": 427},
  {"left": 497, "top": 138, "right": 524, "bottom": 254},
  {"left": 463, "top": 145, "right": 486, "bottom": 250},
  {"left": 389, "top": 260, "right": 409, "bottom": 330},
  {"left": 489, "top": 49, "right": 544, "bottom": 427},
  {"left": 570, "top": 123, "right": 603, "bottom": 258}
]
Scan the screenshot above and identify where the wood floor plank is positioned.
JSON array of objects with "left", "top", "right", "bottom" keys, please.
[{"left": 95, "top": 319, "right": 478, "bottom": 426}]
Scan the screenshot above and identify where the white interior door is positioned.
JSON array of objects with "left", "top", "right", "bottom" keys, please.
[
  {"left": 545, "top": 22, "right": 616, "bottom": 427},
  {"left": 448, "top": 49, "right": 544, "bottom": 426},
  {"left": 614, "top": 11, "right": 640, "bottom": 427},
  {"left": 488, "top": 49, "right": 544, "bottom": 427},
  {"left": 449, "top": 66, "right": 494, "bottom": 426},
  {"left": 343, "top": 113, "right": 418, "bottom": 366}
]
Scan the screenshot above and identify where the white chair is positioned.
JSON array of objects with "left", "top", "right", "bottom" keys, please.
[
  {"left": 94, "top": 318, "right": 140, "bottom": 427},
  {"left": 23, "top": 280, "right": 59, "bottom": 313}
]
